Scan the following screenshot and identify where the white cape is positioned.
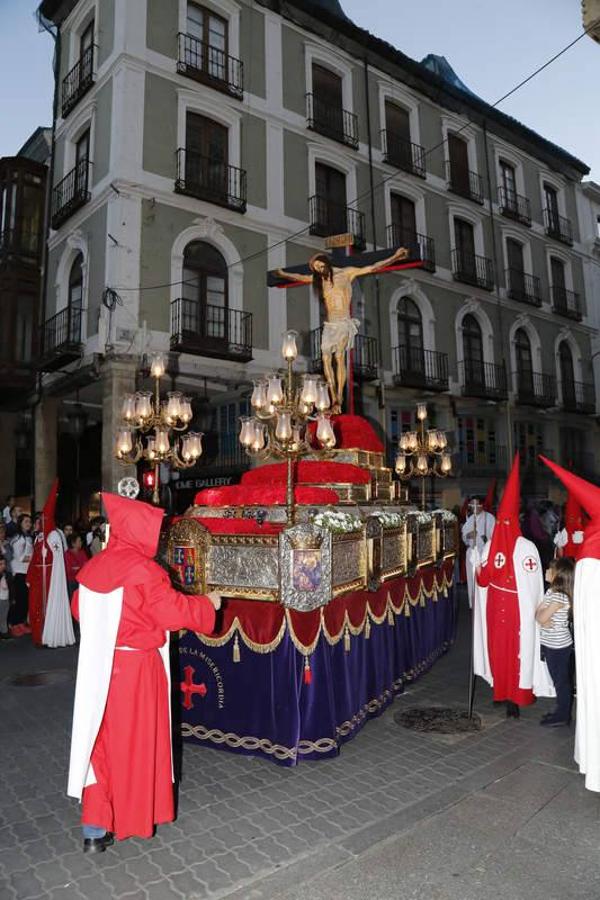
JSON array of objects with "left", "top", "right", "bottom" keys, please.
[
  {"left": 42, "top": 530, "right": 75, "bottom": 648},
  {"left": 472, "top": 536, "right": 554, "bottom": 697},
  {"left": 67, "top": 585, "right": 172, "bottom": 801},
  {"left": 463, "top": 512, "right": 495, "bottom": 608},
  {"left": 574, "top": 558, "right": 600, "bottom": 792}
]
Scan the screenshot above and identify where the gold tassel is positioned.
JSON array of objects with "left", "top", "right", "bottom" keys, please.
[
  {"left": 233, "top": 634, "right": 240, "bottom": 663},
  {"left": 365, "top": 617, "right": 371, "bottom": 639},
  {"left": 419, "top": 589, "right": 426, "bottom": 608},
  {"left": 432, "top": 589, "right": 438, "bottom": 602},
  {"left": 404, "top": 600, "right": 411, "bottom": 618},
  {"left": 387, "top": 606, "right": 394, "bottom": 626},
  {"left": 344, "top": 625, "right": 351, "bottom": 652},
  {"left": 443, "top": 586, "right": 448, "bottom": 598}
]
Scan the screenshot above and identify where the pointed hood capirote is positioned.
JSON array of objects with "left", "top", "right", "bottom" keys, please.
[
  {"left": 479, "top": 454, "right": 521, "bottom": 587},
  {"left": 41, "top": 478, "right": 59, "bottom": 538},
  {"left": 77, "top": 493, "right": 166, "bottom": 592},
  {"left": 540, "top": 456, "right": 600, "bottom": 558}
]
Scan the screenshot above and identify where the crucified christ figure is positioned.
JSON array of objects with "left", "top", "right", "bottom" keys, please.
[{"left": 276, "top": 246, "right": 409, "bottom": 413}]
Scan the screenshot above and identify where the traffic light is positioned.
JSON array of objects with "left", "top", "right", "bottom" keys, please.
[{"left": 142, "top": 469, "right": 155, "bottom": 491}]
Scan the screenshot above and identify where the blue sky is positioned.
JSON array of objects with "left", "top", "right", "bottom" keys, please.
[{"left": 1, "top": 0, "right": 598, "bottom": 181}]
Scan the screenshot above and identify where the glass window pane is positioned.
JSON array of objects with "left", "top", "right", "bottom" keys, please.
[{"left": 187, "top": 3, "right": 204, "bottom": 38}]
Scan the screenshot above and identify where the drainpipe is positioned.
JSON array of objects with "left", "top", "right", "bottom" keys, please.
[
  {"left": 482, "top": 120, "right": 513, "bottom": 470},
  {"left": 363, "top": 56, "right": 386, "bottom": 438}
]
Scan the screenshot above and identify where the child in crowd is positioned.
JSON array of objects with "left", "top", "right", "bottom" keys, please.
[
  {"left": 64, "top": 533, "right": 89, "bottom": 598},
  {"left": 0, "top": 555, "right": 13, "bottom": 639},
  {"left": 535, "top": 557, "right": 575, "bottom": 726}
]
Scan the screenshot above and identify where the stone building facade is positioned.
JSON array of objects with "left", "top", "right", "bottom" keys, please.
[{"left": 36, "top": 0, "right": 597, "bottom": 514}]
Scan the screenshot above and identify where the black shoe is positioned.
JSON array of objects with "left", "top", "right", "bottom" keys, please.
[
  {"left": 506, "top": 702, "right": 520, "bottom": 719},
  {"left": 83, "top": 832, "right": 114, "bottom": 854},
  {"left": 540, "top": 715, "right": 570, "bottom": 728}
]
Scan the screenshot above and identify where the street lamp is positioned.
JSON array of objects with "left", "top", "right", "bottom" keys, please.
[
  {"left": 240, "top": 330, "right": 336, "bottom": 524},
  {"left": 395, "top": 403, "right": 452, "bottom": 510},
  {"left": 114, "top": 352, "right": 202, "bottom": 505}
]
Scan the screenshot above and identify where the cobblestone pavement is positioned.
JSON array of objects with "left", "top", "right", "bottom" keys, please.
[{"left": 0, "top": 593, "right": 595, "bottom": 900}]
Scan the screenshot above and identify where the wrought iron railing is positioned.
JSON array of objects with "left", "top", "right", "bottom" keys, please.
[
  {"left": 175, "top": 148, "right": 246, "bottom": 212},
  {"left": 451, "top": 249, "right": 494, "bottom": 291},
  {"left": 170, "top": 299, "right": 252, "bottom": 362},
  {"left": 551, "top": 285, "right": 582, "bottom": 321},
  {"left": 459, "top": 360, "right": 507, "bottom": 400},
  {"left": 51, "top": 158, "right": 90, "bottom": 229},
  {"left": 309, "top": 328, "right": 378, "bottom": 381},
  {"left": 381, "top": 130, "right": 426, "bottom": 178},
  {"left": 386, "top": 224, "right": 435, "bottom": 272},
  {"left": 177, "top": 33, "right": 243, "bottom": 98},
  {"left": 561, "top": 380, "right": 595, "bottom": 414},
  {"left": 446, "top": 161, "right": 484, "bottom": 204},
  {"left": 544, "top": 208, "right": 573, "bottom": 245},
  {"left": 515, "top": 370, "right": 557, "bottom": 407},
  {"left": 392, "top": 346, "right": 449, "bottom": 391},
  {"left": 505, "top": 268, "right": 542, "bottom": 306},
  {"left": 62, "top": 44, "right": 94, "bottom": 117},
  {"left": 41, "top": 306, "right": 83, "bottom": 368},
  {"left": 306, "top": 93, "right": 358, "bottom": 149},
  {"left": 308, "top": 195, "right": 365, "bottom": 248},
  {"left": 498, "top": 187, "right": 531, "bottom": 226}
]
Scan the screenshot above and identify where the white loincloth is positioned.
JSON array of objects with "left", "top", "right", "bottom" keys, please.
[{"left": 321, "top": 318, "right": 360, "bottom": 354}]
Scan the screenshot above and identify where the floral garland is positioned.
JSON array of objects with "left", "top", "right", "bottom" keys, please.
[
  {"left": 406, "top": 511, "right": 432, "bottom": 525},
  {"left": 310, "top": 510, "right": 363, "bottom": 534},
  {"left": 370, "top": 510, "right": 405, "bottom": 529},
  {"left": 433, "top": 509, "right": 457, "bottom": 523}
]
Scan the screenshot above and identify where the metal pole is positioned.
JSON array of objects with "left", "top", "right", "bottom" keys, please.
[{"left": 467, "top": 499, "right": 479, "bottom": 718}]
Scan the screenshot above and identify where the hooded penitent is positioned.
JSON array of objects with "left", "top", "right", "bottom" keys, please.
[
  {"left": 483, "top": 478, "right": 497, "bottom": 513},
  {"left": 27, "top": 479, "right": 69, "bottom": 646},
  {"left": 540, "top": 457, "right": 600, "bottom": 558},
  {"left": 479, "top": 454, "right": 521, "bottom": 588}
]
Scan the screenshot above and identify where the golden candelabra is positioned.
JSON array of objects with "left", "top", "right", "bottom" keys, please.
[
  {"left": 395, "top": 403, "right": 452, "bottom": 511},
  {"left": 114, "top": 352, "right": 203, "bottom": 505},
  {"left": 239, "top": 330, "right": 336, "bottom": 524}
]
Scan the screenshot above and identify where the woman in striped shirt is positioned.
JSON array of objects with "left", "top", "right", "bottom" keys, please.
[{"left": 535, "top": 557, "right": 574, "bottom": 726}]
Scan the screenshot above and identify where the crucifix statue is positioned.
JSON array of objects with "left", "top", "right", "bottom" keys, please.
[{"left": 269, "top": 244, "right": 423, "bottom": 413}]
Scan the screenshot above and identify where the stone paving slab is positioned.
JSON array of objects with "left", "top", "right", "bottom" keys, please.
[{"left": 0, "top": 594, "right": 593, "bottom": 899}]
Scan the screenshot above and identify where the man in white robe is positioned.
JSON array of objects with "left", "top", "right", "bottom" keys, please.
[{"left": 462, "top": 498, "right": 495, "bottom": 607}]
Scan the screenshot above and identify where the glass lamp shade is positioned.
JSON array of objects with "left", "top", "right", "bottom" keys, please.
[
  {"left": 316, "top": 381, "right": 331, "bottom": 412},
  {"left": 316, "top": 415, "right": 336, "bottom": 448},
  {"left": 251, "top": 380, "right": 268, "bottom": 410},
  {"left": 417, "top": 453, "right": 428, "bottom": 474},
  {"left": 146, "top": 437, "right": 156, "bottom": 460},
  {"left": 266, "top": 375, "right": 284, "bottom": 406},
  {"left": 427, "top": 429, "right": 439, "bottom": 451},
  {"left": 239, "top": 416, "right": 255, "bottom": 447},
  {"left": 407, "top": 431, "right": 419, "bottom": 452},
  {"left": 187, "top": 432, "right": 203, "bottom": 458},
  {"left": 252, "top": 422, "right": 266, "bottom": 452},
  {"left": 121, "top": 394, "right": 136, "bottom": 421},
  {"left": 399, "top": 432, "right": 409, "bottom": 452},
  {"left": 155, "top": 429, "right": 170, "bottom": 455},
  {"left": 275, "top": 411, "right": 292, "bottom": 441},
  {"left": 181, "top": 434, "right": 193, "bottom": 462},
  {"left": 395, "top": 452, "right": 406, "bottom": 475},
  {"left": 281, "top": 330, "right": 299, "bottom": 361},
  {"left": 180, "top": 397, "right": 193, "bottom": 424},
  {"left": 116, "top": 428, "right": 133, "bottom": 455},
  {"left": 417, "top": 403, "right": 428, "bottom": 421},
  {"left": 441, "top": 452, "right": 452, "bottom": 474},
  {"left": 150, "top": 352, "right": 167, "bottom": 378},
  {"left": 291, "top": 425, "right": 303, "bottom": 448},
  {"left": 114, "top": 437, "right": 123, "bottom": 459},
  {"left": 300, "top": 374, "right": 318, "bottom": 406},
  {"left": 135, "top": 391, "right": 153, "bottom": 420},
  {"left": 437, "top": 430, "right": 448, "bottom": 450},
  {"left": 166, "top": 391, "right": 182, "bottom": 420}
]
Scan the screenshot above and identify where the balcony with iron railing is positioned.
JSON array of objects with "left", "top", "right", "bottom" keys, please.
[
  {"left": 61, "top": 45, "right": 94, "bottom": 117},
  {"left": 175, "top": 148, "right": 246, "bottom": 212},
  {"left": 40, "top": 305, "right": 83, "bottom": 372},
  {"left": 544, "top": 208, "right": 573, "bottom": 245},
  {"left": 392, "top": 345, "right": 449, "bottom": 392},
  {"left": 446, "top": 161, "right": 484, "bottom": 204},
  {"left": 177, "top": 33, "right": 243, "bottom": 98},
  {"left": 306, "top": 93, "right": 358, "bottom": 149},
  {"left": 451, "top": 249, "right": 494, "bottom": 291},
  {"left": 386, "top": 224, "right": 435, "bottom": 272},
  {"left": 505, "top": 268, "right": 542, "bottom": 306},
  {"left": 170, "top": 299, "right": 252, "bottom": 362},
  {"left": 459, "top": 360, "right": 508, "bottom": 401},
  {"left": 380, "top": 130, "right": 426, "bottom": 178},
  {"left": 497, "top": 187, "right": 531, "bottom": 226},
  {"left": 515, "top": 370, "right": 557, "bottom": 408},
  {"left": 561, "top": 380, "right": 595, "bottom": 415},
  {"left": 51, "top": 158, "right": 90, "bottom": 229},
  {"left": 309, "top": 328, "right": 378, "bottom": 381},
  {"left": 551, "top": 285, "right": 582, "bottom": 321},
  {"left": 308, "top": 195, "right": 365, "bottom": 249}
]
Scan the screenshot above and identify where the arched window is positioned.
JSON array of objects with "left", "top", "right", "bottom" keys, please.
[
  {"left": 515, "top": 327, "right": 533, "bottom": 394},
  {"left": 462, "top": 313, "right": 483, "bottom": 385},
  {"left": 68, "top": 253, "right": 83, "bottom": 342},
  {"left": 559, "top": 341, "right": 575, "bottom": 407},
  {"left": 181, "top": 240, "right": 228, "bottom": 340},
  {"left": 397, "top": 297, "right": 424, "bottom": 374}
]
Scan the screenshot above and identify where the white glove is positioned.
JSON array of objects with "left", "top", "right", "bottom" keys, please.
[
  {"left": 554, "top": 529, "right": 567, "bottom": 548},
  {"left": 573, "top": 530, "right": 584, "bottom": 544}
]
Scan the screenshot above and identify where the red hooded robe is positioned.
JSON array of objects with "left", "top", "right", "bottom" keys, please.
[
  {"left": 26, "top": 479, "right": 59, "bottom": 646},
  {"left": 69, "top": 493, "right": 216, "bottom": 840},
  {"left": 476, "top": 455, "right": 534, "bottom": 706}
]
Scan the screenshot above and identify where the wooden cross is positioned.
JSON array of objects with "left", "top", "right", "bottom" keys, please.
[{"left": 180, "top": 664, "right": 208, "bottom": 710}]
